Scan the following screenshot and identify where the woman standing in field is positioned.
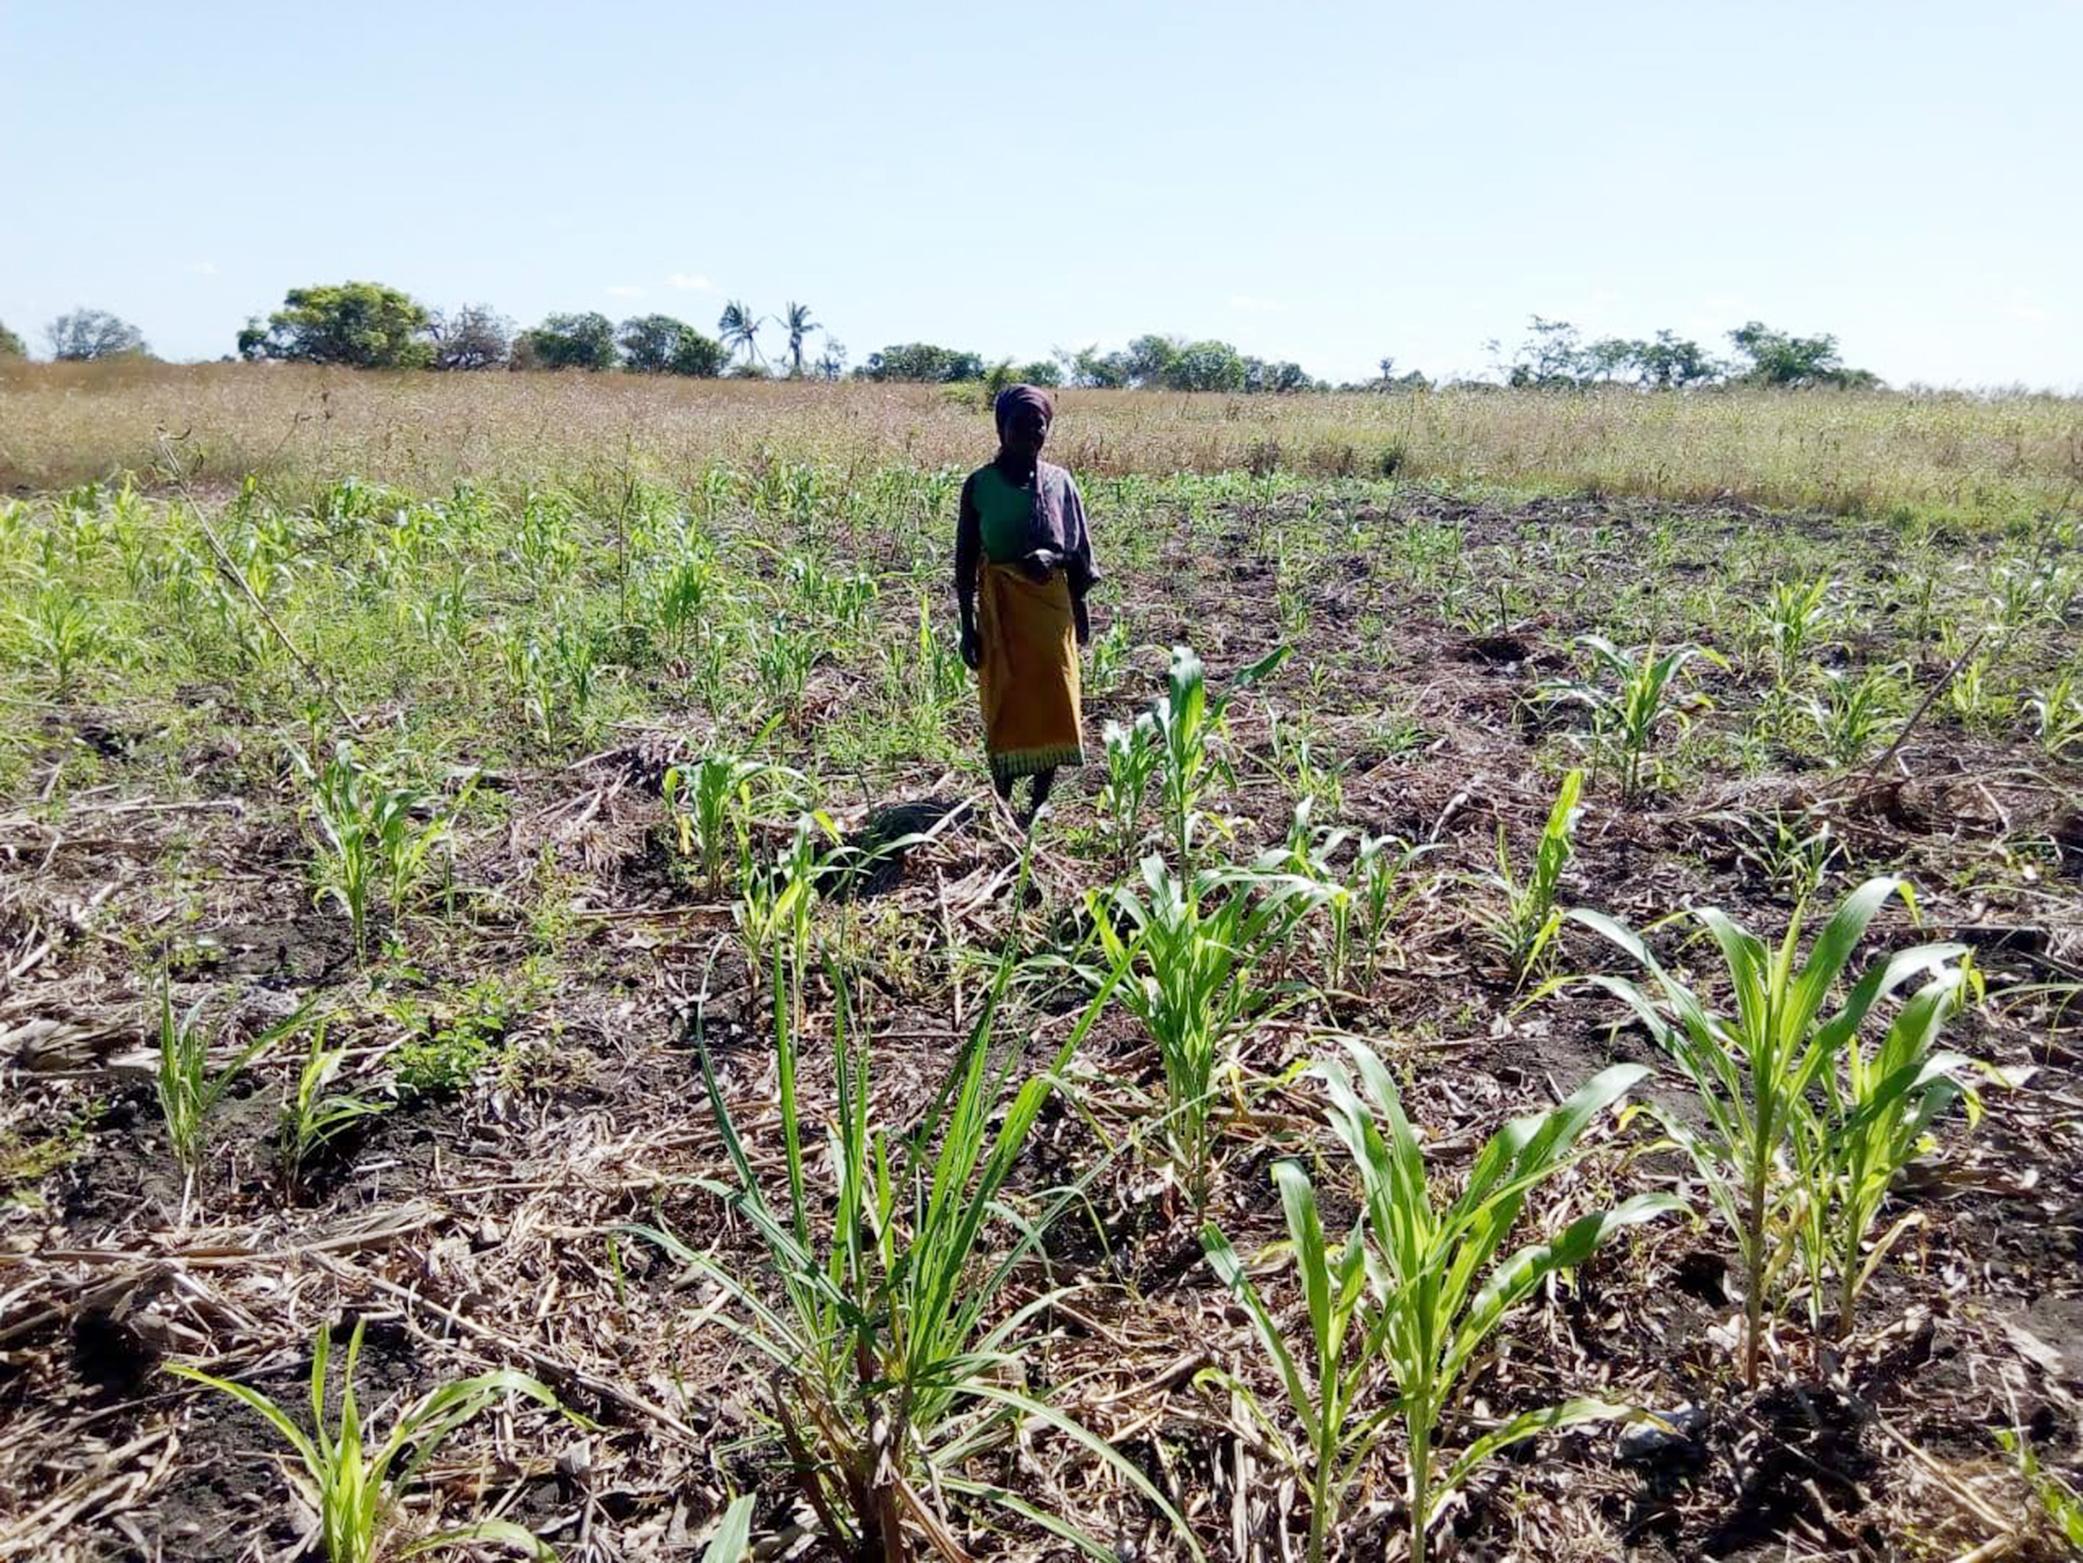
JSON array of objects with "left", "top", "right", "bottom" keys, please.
[{"left": 955, "top": 385, "right": 1099, "bottom": 823}]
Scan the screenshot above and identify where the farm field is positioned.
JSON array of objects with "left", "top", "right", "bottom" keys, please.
[{"left": 3, "top": 369, "right": 2082, "bottom": 1562}]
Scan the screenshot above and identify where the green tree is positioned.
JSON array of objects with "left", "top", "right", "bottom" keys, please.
[
  {"left": 669, "top": 328, "right": 726, "bottom": 377},
  {"left": 1634, "top": 329, "right": 1720, "bottom": 389},
  {"left": 514, "top": 312, "right": 618, "bottom": 371},
  {"left": 614, "top": 313, "right": 714, "bottom": 375},
  {"left": 781, "top": 301, "right": 818, "bottom": 376},
  {"left": 1015, "top": 359, "right": 1062, "bottom": 388},
  {"left": 48, "top": 308, "right": 150, "bottom": 361},
  {"left": 1124, "top": 333, "right": 1182, "bottom": 387},
  {"left": 815, "top": 336, "right": 848, "bottom": 380},
  {"left": 862, "top": 343, "right": 983, "bottom": 382},
  {"left": 717, "top": 300, "right": 764, "bottom": 368},
  {"left": 1500, "top": 316, "right": 1587, "bottom": 387},
  {"left": 1067, "top": 345, "right": 1131, "bottom": 388},
  {"left": 0, "top": 320, "right": 24, "bottom": 358},
  {"left": 1161, "top": 339, "right": 1246, "bottom": 392},
  {"left": 1728, "top": 321, "right": 1878, "bottom": 389},
  {"left": 1244, "top": 357, "right": 1312, "bottom": 393},
  {"left": 427, "top": 304, "right": 510, "bottom": 370},
  {"left": 238, "top": 283, "right": 431, "bottom": 368}
]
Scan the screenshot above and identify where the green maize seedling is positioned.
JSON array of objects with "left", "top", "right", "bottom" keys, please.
[
  {"left": 1203, "top": 1045, "right": 1678, "bottom": 1563},
  {"left": 1090, "top": 853, "right": 1327, "bottom": 1215},
  {"left": 662, "top": 754, "right": 805, "bottom": 897},
  {"left": 1791, "top": 953, "right": 1982, "bottom": 1338},
  {"left": 155, "top": 981, "right": 311, "bottom": 1223},
  {"left": 281, "top": 1024, "right": 389, "bottom": 1193},
  {"left": 170, "top": 1319, "right": 564, "bottom": 1563},
  {"left": 1097, "top": 717, "right": 1161, "bottom": 865},
  {"left": 1802, "top": 663, "right": 1904, "bottom": 768},
  {"left": 21, "top": 580, "right": 107, "bottom": 699},
  {"left": 1540, "top": 637, "right": 1712, "bottom": 799},
  {"left": 1725, "top": 807, "right": 1841, "bottom": 904},
  {"left": 1752, "top": 576, "right": 1837, "bottom": 681},
  {"left": 1572, "top": 877, "right": 1965, "bottom": 1385},
  {"left": 2027, "top": 666, "right": 2083, "bottom": 758},
  {"left": 1147, "top": 643, "right": 1288, "bottom": 871},
  {"left": 1479, "top": 768, "right": 1583, "bottom": 986}
]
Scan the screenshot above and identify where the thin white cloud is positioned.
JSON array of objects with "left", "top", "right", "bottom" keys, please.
[
  {"left": 1227, "top": 294, "right": 1288, "bottom": 313},
  {"left": 665, "top": 272, "right": 714, "bottom": 291},
  {"left": 185, "top": 259, "right": 218, "bottom": 276},
  {"left": 2005, "top": 293, "right": 2051, "bottom": 323},
  {"left": 605, "top": 284, "right": 644, "bottom": 298}
]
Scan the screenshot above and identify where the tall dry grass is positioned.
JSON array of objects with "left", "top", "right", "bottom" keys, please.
[{"left": 3, "top": 359, "right": 2077, "bottom": 519}]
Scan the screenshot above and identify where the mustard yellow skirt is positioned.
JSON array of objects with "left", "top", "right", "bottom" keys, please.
[{"left": 976, "top": 561, "right": 1084, "bottom": 784}]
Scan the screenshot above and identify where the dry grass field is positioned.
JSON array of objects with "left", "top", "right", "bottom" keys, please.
[{"left": 4, "top": 360, "right": 2079, "bottom": 522}]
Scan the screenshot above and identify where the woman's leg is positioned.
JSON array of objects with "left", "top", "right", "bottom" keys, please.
[{"left": 1025, "top": 767, "right": 1057, "bottom": 820}]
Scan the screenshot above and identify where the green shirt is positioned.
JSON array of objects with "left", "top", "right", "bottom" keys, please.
[{"left": 968, "top": 463, "right": 1042, "bottom": 565}]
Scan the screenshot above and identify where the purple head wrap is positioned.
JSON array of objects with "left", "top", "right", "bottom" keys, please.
[{"left": 993, "top": 383, "right": 1055, "bottom": 436}]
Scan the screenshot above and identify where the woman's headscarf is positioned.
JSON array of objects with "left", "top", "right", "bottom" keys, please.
[{"left": 993, "top": 383, "right": 1055, "bottom": 436}]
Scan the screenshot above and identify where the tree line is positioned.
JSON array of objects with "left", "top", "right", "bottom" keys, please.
[{"left": 0, "top": 283, "right": 1880, "bottom": 392}]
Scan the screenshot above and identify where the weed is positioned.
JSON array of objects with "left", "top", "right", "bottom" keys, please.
[{"left": 629, "top": 944, "right": 1194, "bottom": 1562}]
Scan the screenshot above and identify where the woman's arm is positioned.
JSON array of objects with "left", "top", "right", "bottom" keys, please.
[
  {"left": 1063, "top": 475, "right": 1098, "bottom": 646},
  {"left": 954, "top": 474, "right": 982, "bottom": 666}
]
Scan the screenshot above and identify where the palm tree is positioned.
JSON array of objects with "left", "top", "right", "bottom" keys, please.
[
  {"left": 782, "top": 302, "right": 819, "bottom": 377},
  {"left": 718, "top": 300, "right": 764, "bottom": 368}
]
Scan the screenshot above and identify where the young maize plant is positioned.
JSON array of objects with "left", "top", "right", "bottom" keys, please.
[
  {"left": 304, "top": 744, "right": 459, "bottom": 960},
  {"left": 1202, "top": 1045, "right": 1678, "bottom": 1563},
  {"left": 1348, "top": 830, "right": 1435, "bottom": 988},
  {"left": 1539, "top": 636, "right": 1714, "bottom": 799},
  {"left": 1801, "top": 663, "right": 1904, "bottom": 768},
  {"left": 2027, "top": 665, "right": 2083, "bottom": 759},
  {"left": 1790, "top": 953, "right": 1983, "bottom": 1339},
  {"left": 1478, "top": 768, "right": 1584, "bottom": 987},
  {"left": 280, "top": 1023, "right": 389, "bottom": 1194},
  {"left": 733, "top": 811, "right": 841, "bottom": 998},
  {"left": 21, "top": 579, "right": 108, "bottom": 700},
  {"left": 1571, "top": 877, "right": 1968, "bottom": 1385},
  {"left": 629, "top": 942, "right": 1196, "bottom": 1563},
  {"left": 155, "top": 982, "right": 312, "bottom": 1223},
  {"left": 1097, "top": 717, "right": 1162, "bottom": 865},
  {"left": 661, "top": 754, "right": 805, "bottom": 897},
  {"left": 169, "top": 1320, "right": 564, "bottom": 1563},
  {"left": 1147, "top": 643, "right": 1289, "bottom": 871},
  {"left": 1090, "top": 854, "right": 1328, "bottom": 1215},
  {"left": 1751, "top": 575, "right": 1837, "bottom": 684}
]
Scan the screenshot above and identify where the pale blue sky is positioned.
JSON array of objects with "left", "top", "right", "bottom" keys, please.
[{"left": 4, "top": 0, "right": 2078, "bottom": 387}]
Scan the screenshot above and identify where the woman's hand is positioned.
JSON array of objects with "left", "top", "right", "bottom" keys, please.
[{"left": 960, "top": 624, "right": 982, "bottom": 670}]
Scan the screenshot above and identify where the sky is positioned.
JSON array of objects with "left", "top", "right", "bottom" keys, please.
[{"left": 3, "top": 0, "right": 2079, "bottom": 388}]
